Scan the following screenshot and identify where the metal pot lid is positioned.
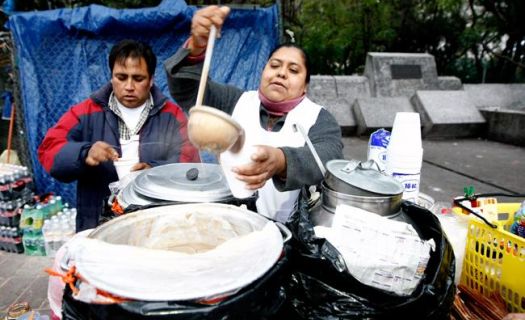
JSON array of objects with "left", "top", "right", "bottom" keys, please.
[
  {"left": 326, "top": 159, "right": 404, "bottom": 195},
  {"left": 120, "top": 182, "right": 157, "bottom": 207},
  {"left": 132, "top": 163, "right": 232, "bottom": 202}
]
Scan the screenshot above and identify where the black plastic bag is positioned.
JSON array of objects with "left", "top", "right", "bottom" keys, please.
[
  {"left": 62, "top": 245, "right": 290, "bottom": 320},
  {"left": 282, "top": 189, "right": 456, "bottom": 320}
]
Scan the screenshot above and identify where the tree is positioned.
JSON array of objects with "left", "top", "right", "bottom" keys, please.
[
  {"left": 4, "top": 0, "right": 524, "bottom": 82},
  {"left": 285, "top": 0, "right": 525, "bottom": 83},
  {"left": 286, "top": 0, "right": 467, "bottom": 77},
  {"left": 465, "top": 0, "right": 525, "bottom": 82}
]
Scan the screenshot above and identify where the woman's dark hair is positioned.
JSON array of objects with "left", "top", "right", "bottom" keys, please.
[
  {"left": 268, "top": 43, "right": 310, "bottom": 84},
  {"left": 109, "top": 39, "right": 157, "bottom": 77}
]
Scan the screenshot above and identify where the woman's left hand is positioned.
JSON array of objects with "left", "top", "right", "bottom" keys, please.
[{"left": 232, "top": 145, "right": 286, "bottom": 190}]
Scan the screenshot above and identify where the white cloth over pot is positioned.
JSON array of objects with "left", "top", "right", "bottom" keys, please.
[{"left": 67, "top": 206, "right": 283, "bottom": 301}]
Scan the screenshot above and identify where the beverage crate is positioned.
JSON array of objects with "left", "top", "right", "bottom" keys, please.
[{"left": 460, "top": 202, "right": 524, "bottom": 313}]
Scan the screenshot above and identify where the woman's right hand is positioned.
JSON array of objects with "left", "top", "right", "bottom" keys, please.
[{"left": 189, "top": 5, "right": 231, "bottom": 55}]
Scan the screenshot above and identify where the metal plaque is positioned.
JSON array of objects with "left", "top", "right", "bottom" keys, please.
[{"left": 391, "top": 64, "right": 422, "bottom": 79}]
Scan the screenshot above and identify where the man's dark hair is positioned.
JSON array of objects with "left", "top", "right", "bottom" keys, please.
[
  {"left": 268, "top": 43, "right": 310, "bottom": 84},
  {"left": 109, "top": 39, "right": 157, "bottom": 77}
]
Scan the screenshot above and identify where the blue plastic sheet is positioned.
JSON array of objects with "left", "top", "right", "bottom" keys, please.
[
  {"left": 1, "top": 91, "right": 12, "bottom": 120},
  {"left": 7, "top": 0, "right": 279, "bottom": 206}
]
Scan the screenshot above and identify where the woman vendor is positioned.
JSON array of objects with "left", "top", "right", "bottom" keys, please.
[{"left": 164, "top": 5, "right": 343, "bottom": 222}]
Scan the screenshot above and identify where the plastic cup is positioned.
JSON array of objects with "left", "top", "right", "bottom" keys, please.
[
  {"left": 388, "top": 112, "right": 422, "bottom": 151},
  {"left": 386, "top": 148, "right": 424, "bottom": 174},
  {"left": 220, "top": 145, "right": 257, "bottom": 199},
  {"left": 386, "top": 147, "right": 423, "bottom": 202},
  {"left": 114, "top": 158, "right": 139, "bottom": 180},
  {"left": 386, "top": 112, "right": 423, "bottom": 202}
]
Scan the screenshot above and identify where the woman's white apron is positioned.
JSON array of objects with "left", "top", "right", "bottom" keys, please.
[{"left": 222, "top": 91, "right": 321, "bottom": 222}]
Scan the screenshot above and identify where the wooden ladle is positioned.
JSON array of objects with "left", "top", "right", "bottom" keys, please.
[{"left": 187, "top": 25, "right": 244, "bottom": 154}]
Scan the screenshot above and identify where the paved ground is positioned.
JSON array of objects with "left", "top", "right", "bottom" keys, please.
[
  {"left": 1, "top": 137, "right": 524, "bottom": 318},
  {"left": 0, "top": 253, "right": 52, "bottom": 317}
]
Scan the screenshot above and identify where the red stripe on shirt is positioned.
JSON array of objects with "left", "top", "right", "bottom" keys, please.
[{"left": 161, "top": 102, "right": 200, "bottom": 163}]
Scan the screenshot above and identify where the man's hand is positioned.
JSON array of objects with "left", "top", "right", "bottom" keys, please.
[
  {"left": 85, "top": 141, "right": 119, "bottom": 166},
  {"left": 131, "top": 162, "right": 151, "bottom": 171},
  {"left": 189, "top": 5, "right": 231, "bottom": 55},
  {"left": 232, "top": 145, "right": 286, "bottom": 190}
]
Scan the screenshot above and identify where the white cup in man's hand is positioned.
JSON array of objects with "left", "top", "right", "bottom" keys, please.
[{"left": 114, "top": 158, "right": 139, "bottom": 180}]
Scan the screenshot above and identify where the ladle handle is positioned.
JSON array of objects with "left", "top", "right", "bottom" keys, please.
[
  {"left": 195, "top": 25, "right": 217, "bottom": 107},
  {"left": 293, "top": 123, "right": 327, "bottom": 176}
]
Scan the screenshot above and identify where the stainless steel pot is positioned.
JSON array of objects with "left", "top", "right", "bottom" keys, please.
[
  {"left": 321, "top": 182, "right": 402, "bottom": 215},
  {"left": 310, "top": 159, "right": 405, "bottom": 226},
  {"left": 324, "top": 159, "right": 404, "bottom": 196},
  {"left": 310, "top": 183, "right": 404, "bottom": 227}
]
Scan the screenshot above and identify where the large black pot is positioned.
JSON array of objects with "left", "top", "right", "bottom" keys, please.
[
  {"left": 62, "top": 246, "right": 291, "bottom": 320},
  {"left": 283, "top": 189, "right": 456, "bottom": 320},
  {"left": 62, "top": 203, "right": 292, "bottom": 320}
]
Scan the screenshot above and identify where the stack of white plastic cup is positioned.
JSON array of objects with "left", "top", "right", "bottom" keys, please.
[{"left": 385, "top": 112, "right": 423, "bottom": 203}]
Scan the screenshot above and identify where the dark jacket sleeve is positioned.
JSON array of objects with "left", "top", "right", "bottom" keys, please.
[
  {"left": 164, "top": 47, "right": 243, "bottom": 114},
  {"left": 274, "top": 109, "right": 344, "bottom": 191},
  {"left": 38, "top": 105, "right": 92, "bottom": 183}
]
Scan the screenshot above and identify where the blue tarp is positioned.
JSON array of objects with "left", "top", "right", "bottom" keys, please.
[{"left": 7, "top": 0, "right": 279, "bottom": 206}]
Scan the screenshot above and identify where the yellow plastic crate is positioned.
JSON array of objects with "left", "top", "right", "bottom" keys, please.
[{"left": 460, "top": 202, "right": 525, "bottom": 312}]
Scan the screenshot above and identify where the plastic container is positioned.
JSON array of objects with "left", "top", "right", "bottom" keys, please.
[
  {"left": 42, "top": 219, "right": 58, "bottom": 257},
  {"left": 0, "top": 226, "right": 24, "bottom": 253},
  {"left": 20, "top": 205, "right": 45, "bottom": 229},
  {"left": 434, "top": 208, "right": 469, "bottom": 284},
  {"left": 367, "top": 129, "right": 390, "bottom": 171},
  {"left": 22, "top": 228, "right": 46, "bottom": 256},
  {"left": 460, "top": 202, "right": 525, "bottom": 313},
  {"left": 386, "top": 112, "right": 423, "bottom": 202}
]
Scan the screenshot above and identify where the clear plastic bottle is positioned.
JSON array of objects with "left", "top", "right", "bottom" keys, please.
[
  {"left": 42, "top": 219, "right": 57, "bottom": 257},
  {"left": 60, "top": 218, "right": 74, "bottom": 245},
  {"left": 33, "top": 204, "right": 44, "bottom": 229},
  {"left": 55, "top": 196, "right": 64, "bottom": 214},
  {"left": 70, "top": 208, "right": 77, "bottom": 231},
  {"left": 52, "top": 217, "right": 65, "bottom": 252},
  {"left": 48, "top": 199, "right": 58, "bottom": 217}
]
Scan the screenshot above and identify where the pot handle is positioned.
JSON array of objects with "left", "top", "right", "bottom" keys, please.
[
  {"left": 275, "top": 222, "right": 292, "bottom": 244},
  {"left": 341, "top": 159, "right": 382, "bottom": 173},
  {"left": 359, "top": 159, "right": 382, "bottom": 172}
]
